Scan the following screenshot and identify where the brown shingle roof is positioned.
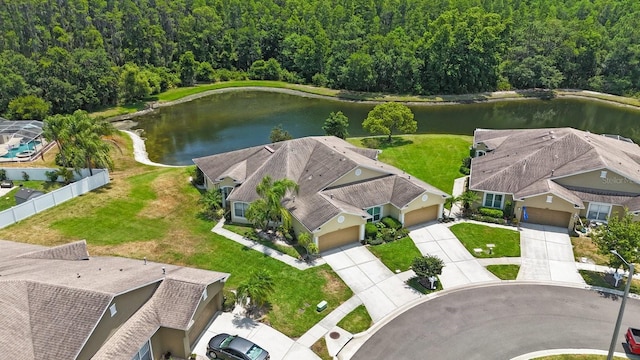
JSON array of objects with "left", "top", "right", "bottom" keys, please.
[
  {"left": 0, "top": 240, "right": 228, "bottom": 360},
  {"left": 470, "top": 128, "right": 640, "bottom": 204},
  {"left": 193, "top": 136, "right": 448, "bottom": 231}
]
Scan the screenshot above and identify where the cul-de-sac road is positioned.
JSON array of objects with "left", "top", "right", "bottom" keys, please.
[{"left": 352, "top": 284, "right": 640, "bottom": 360}]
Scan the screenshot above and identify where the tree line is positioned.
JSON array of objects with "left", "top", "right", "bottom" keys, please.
[{"left": 1, "top": 0, "right": 640, "bottom": 119}]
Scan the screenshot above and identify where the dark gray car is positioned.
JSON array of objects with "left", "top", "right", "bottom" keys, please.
[{"left": 207, "top": 333, "right": 270, "bottom": 360}]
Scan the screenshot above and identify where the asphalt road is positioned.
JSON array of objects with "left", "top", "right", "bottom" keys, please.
[{"left": 352, "top": 284, "right": 640, "bottom": 360}]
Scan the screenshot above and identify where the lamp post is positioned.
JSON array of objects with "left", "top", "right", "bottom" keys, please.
[{"left": 607, "top": 250, "right": 635, "bottom": 360}]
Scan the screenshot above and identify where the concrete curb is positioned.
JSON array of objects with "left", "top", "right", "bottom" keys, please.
[{"left": 511, "top": 348, "right": 639, "bottom": 359}]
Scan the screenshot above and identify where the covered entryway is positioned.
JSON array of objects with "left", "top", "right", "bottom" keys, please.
[
  {"left": 522, "top": 207, "right": 572, "bottom": 228},
  {"left": 318, "top": 226, "right": 360, "bottom": 252},
  {"left": 404, "top": 205, "right": 439, "bottom": 227}
]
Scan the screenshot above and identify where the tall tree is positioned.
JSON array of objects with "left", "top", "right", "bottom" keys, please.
[
  {"left": 322, "top": 111, "right": 350, "bottom": 139},
  {"left": 591, "top": 211, "right": 640, "bottom": 271},
  {"left": 248, "top": 176, "right": 298, "bottom": 232},
  {"left": 362, "top": 102, "right": 417, "bottom": 142}
]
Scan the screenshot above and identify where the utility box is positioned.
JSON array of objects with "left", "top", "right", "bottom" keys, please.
[{"left": 316, "top": 300, "right": 328, "bottom": 312}]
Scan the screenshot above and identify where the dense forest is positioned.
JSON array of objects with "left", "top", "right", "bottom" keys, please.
[{"left": 1, "top": 0, "right": 640, "bottom": 119}]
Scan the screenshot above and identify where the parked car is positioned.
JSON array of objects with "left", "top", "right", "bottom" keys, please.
[
  {"left": 207, "top": 333, "right": 270, "bottom": 360},
  {"left": 626, "top": 327, "right": 640, "bottom": 354},
  {"left": 0, "top": 180, "right": 13, "bottom": 188}
]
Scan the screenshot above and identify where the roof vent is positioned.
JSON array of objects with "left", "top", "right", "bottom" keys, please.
[
  {"left": 330, "top": 194, "right": 334, "bottom": 199},
  {"left": 264, "top": 145, "right": 275, "bottom": 153},
  {"left": 143, "top": 257, "right": 147, "bottom": 265},
  {"left": 162, "top": 267, "right": 166, "bottom": 275}
]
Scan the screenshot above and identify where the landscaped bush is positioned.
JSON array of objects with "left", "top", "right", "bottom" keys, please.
[
  {"left": 381, "top": 216, "right": 402, "bottom": 230},
  {"left": 45, "top": 170, "right": 59, "bottom": 182},
  {"left": 470, "top": 214, "right": 507, "bottom": 225},
  {"left": 0, "top": 169, "right": 6, "bottom": 181},
  {"left": 378, "top": 227, "right": 396, "bottom": 242},
  {"left": 222, "top": 290, "right": 237, "bottom": 312},
  {"left": 479, "top": 207, "right": 504, "bottom": 218},
  {"left": 396, "top": 228, "right": 409, "bottom": 238},
  {"left": 365, "top": 222, "right": 378, "bottom": 238},
  {"left": 367, "top": 237, "right": 384, "bottom": 245}
]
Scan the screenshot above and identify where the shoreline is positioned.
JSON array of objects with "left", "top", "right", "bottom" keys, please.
[
  {"left": 120, "top": 130, "right": 186, "bottom": 168},
  {"left": 108, "top": 86, "right": 640, "bottom": 128}
]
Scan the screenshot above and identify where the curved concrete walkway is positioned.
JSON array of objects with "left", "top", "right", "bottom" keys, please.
[{"left": 121, "top": 130, "right": 185, "bottom": 168}]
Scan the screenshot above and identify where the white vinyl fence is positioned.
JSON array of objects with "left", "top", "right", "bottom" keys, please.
[{"left": 0, "top": 168, "right": 110, "bottom": 229}]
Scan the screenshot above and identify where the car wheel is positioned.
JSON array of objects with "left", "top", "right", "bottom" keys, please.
[{"left": 208, "top": 350, "right": 217, "bottom": 359}]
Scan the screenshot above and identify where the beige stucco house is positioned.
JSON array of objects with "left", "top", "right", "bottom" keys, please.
[
  {"left": 469, "top": 127, "right": 640, "bottom": 229},
  {"left": 0, "top": 239, "right": 229, "bottom": 360},
  {"left": 193, "top": 136, "right": 449, "bottom": 251}
]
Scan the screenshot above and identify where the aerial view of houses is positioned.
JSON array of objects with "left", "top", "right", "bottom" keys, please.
[{"left": 2, "top": 0, "right": 640, "bottom": 359}]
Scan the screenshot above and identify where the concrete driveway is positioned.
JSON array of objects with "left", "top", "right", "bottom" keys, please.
[
  {"left": 192, "top": 311, "right": 320, "bottom": 360},
  {"left": 518, "top": 224, "right": 585, "bottom": 284},
  {"left": 322, "top": 243, "right": 421, "bottom": 323},
  {"left": 409, "top": 223, "right": 498, "bottom": 288}
]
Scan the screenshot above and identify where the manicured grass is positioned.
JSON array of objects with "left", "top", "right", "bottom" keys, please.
[
  {"left": 449, "top": 223, "right": 520, "bottom": 258},
  {"left": 337, "top": 305, "right": 372, "bottom": 334},
  {"left": 223, "top": 223, "right": 303, "bottom": 259},
  {"left": 0, "top": 180, "right": 65, "bottom": 211},
  {"left": 486, "top": 265, "right": 520, "bottom": 280},
  {"left": 571, "top": 236, "right": 609, "bottom": 265},
  {"left": 579, "top": 270, "right": 640, "bottom": 295},
  {"left": 534, "top": 355, "right": 626, "bottom": 360},
  {"left": 311, "top": 338, "right": 332, "bottom": 360},
  {"left": 367, "top": 237, "right": 422, "bottom": 272},
  {"left": 0, "top": 134, "right": 352, "bottom": 338},
  {"left": 348, "top": 134, "right": 472, "bottom": 193}
]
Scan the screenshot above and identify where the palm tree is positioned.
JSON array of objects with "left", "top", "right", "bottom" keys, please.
[
  {"left": 459, "top": 190, "right": 480, "bottom": 212},
  {"left": 297, "top": 232, "right": 318, "bottom": 260},
  {"left": 43, "top": 114, "right": 71, "bottom": 166},
  {"left": 253, "top": 176, "right": 299, "bottom": 231},
  {"left": 198, "top": 189, "right": 223, "bottom": 220},
  {"left": 444, "top": 195, "right": 461, "bottom": 218},
  {"left": 236, "top": 269, "right": 275, "bottom": 314},
  {"left": 246, "top": 198, "right": 270, "bottom": 230}
]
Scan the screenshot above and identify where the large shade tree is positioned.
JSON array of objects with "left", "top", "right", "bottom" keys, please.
[
  {"left": 322, "top": 111, "right": 350, "bottom": 139},
  {"left": 362, "top": 102, "right": 417, "bottom": 142}
]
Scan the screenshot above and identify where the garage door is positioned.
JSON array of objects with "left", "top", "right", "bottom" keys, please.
[
  {"left": 404, "top": 205, "right": 439, "bottom": 227},
  {"left": 522, "top": 207, "right": 571, "bottom": 228},
  {"left": 318, "top": 226, "right": 360, "bottom": 252}
]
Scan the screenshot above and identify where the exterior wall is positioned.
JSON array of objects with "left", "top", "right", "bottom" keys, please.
[
  {"left": 475, "top": 191, "right": 513, "bottom": 211},
  {"left": 554, "top": 170, "right": 640, "bottom": 194},
  {"left": 515, "top": 194, "right": 579, "bottom": 229},
  {"left": 383, "top": 204, "right": 401, "bottom": 221},
  {"left": 329, "top": 166, "right": 386, "bottom": 187},
  {"left": 578, "top": 203, "right": 637, "bottom": 222},
  {"left": 312, "top": 213, "right": 365, "bottom": 244},
  {"left": 204, "top": 175, "right": 237, "bottom": 191},
  {"left": 77, "top": 282, "right": 160, "bottom": 360},
  {"left": 154, "top": 327, "right": 188, "bottom": 359},
  {"left": 230, "top": 201, "right": 252, "bottom": 224},
  {"left": 187, "top": 282, "right": 224, "bottom": 347}
]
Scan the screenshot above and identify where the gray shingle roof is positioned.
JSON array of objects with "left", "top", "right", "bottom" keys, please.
[
  {"left": 0, "top": 240, "right": 228, "bottom": 360},
  {"left": 193, "top": 136, "right": 448, "bottom": 231},
  {"left": 470, "top": 128, "right": 640, "bottom": 209}
]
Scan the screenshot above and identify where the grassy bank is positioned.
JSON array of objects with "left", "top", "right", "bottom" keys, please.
[
  {"left": 348, "top": 134, "right": 472, "bottom": 193},
  {"left": 89, "top": 79, "right": 640, "bottom": 120}
]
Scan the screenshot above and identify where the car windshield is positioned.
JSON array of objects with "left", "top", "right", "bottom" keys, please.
[
  {"left": 245, "top": 344, "right": 265, "bottom": 360},
  {"left": 220, "top": 335, "right": 235, "bottom": 348}
]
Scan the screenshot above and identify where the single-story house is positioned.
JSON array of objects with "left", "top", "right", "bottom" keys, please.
[
  {"left": 469, "top": 127, "right": 640, "bottom": 228},
  {"left": 0, "top": 239, "right": 230, "bottom": 360},
  {"left": 15, "top": 187, "right": 45, "bottom": 204},
  {"left": 193, "top": 136, "right": 449, "bottom": 252}
]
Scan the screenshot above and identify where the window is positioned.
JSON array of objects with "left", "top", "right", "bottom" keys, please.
[
  {"left": 600, "top": 170, "right": 607, "bottom": 179},
  {"left": 234, "top": 202, "right": 249, "bottom": 218},
  {"left": 546, "top": 195, "right": 553, "bottom": 203},
  {"left": 202, "top": 288, "right": 208, "bottom": 301},
  {"left": 483, "top": 193, "right": 503, "bottom": 209},
  {"left": 131, "top": 340, "right": 151, "bottom": 360},
  {"left": 366, "top": 206, "right": 382, "bottom": 222},
  {"left": 109, "top": 304, "right": 117, "bottom": 317},
  {"left": 587, "top": 203, "right": 611, "bottom": 221}
]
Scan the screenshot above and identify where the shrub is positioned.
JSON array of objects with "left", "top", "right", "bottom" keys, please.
[
  {"left": 381, "top": 216, "right": 402, "bottom": 230},
  {"left": 396, "top": 228, "right": 410, "bottom": 238},
  {"left": 479, "top": 207, "right": 504, "bottom": 218},
  {"left": 367, "top": 237, "right": 384, "bottom": 246},
  {"left": 470, "top": 214, "right": 507, "bottom": 225},
  {"left": 22, "top": 171, "right": 29, "bottom": 181},
  {"left": 365, "top": 222, "right": 378, "bottom": 238},
  {"left": 222, "top": 290, "right": 237, "bottom": 312},
  {"left": 0, "top": 169, "right": 6, "bottom": 181},
  {"left": 379, "top": 227, "right": 396, "bottom": 242},
  {"left": 45, "top": 170, "right": 59, "bottom": 182}
]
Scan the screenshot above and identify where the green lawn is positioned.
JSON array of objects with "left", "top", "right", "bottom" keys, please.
[
  {"left": 534, "top": 355, "right": 626, "bottom": 360},
  {"left": 0, "top": 180, "right": 65, "bottom": 211},
  {"left": 348, "top": 134, "right": 472, "bottom": 193},
  {"left": 579, "top": 270, "right": 640, "bottom": 295},
  {"left": 223, "top": 223, "right": 303, "bottom": 259},
  {"left": 449, "top": 223, "right": 520, "bottom": 258},
  {"left": 337, "top": 305, "right": 372, "bottom": 334},
  {"left": 367, "top": 237, "right": 422, "bottom": 272},
  {"left": 571, "top": 236, "right": 609, "bottom": 265},
  {"left": 486, "top": 265, "right": 520, "bottom": 280}
]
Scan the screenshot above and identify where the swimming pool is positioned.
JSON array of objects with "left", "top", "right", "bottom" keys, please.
[{"left": 2, "top": 141, "right": 40, "bottom": 158}]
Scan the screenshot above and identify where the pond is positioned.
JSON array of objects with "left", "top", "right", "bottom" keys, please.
[{"left": 134, "top": 90, "right": 640, "bottom": 165}]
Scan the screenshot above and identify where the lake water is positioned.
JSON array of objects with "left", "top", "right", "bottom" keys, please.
[{"left": 134, "top": 90, "right": 640, "bottom": 165}]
